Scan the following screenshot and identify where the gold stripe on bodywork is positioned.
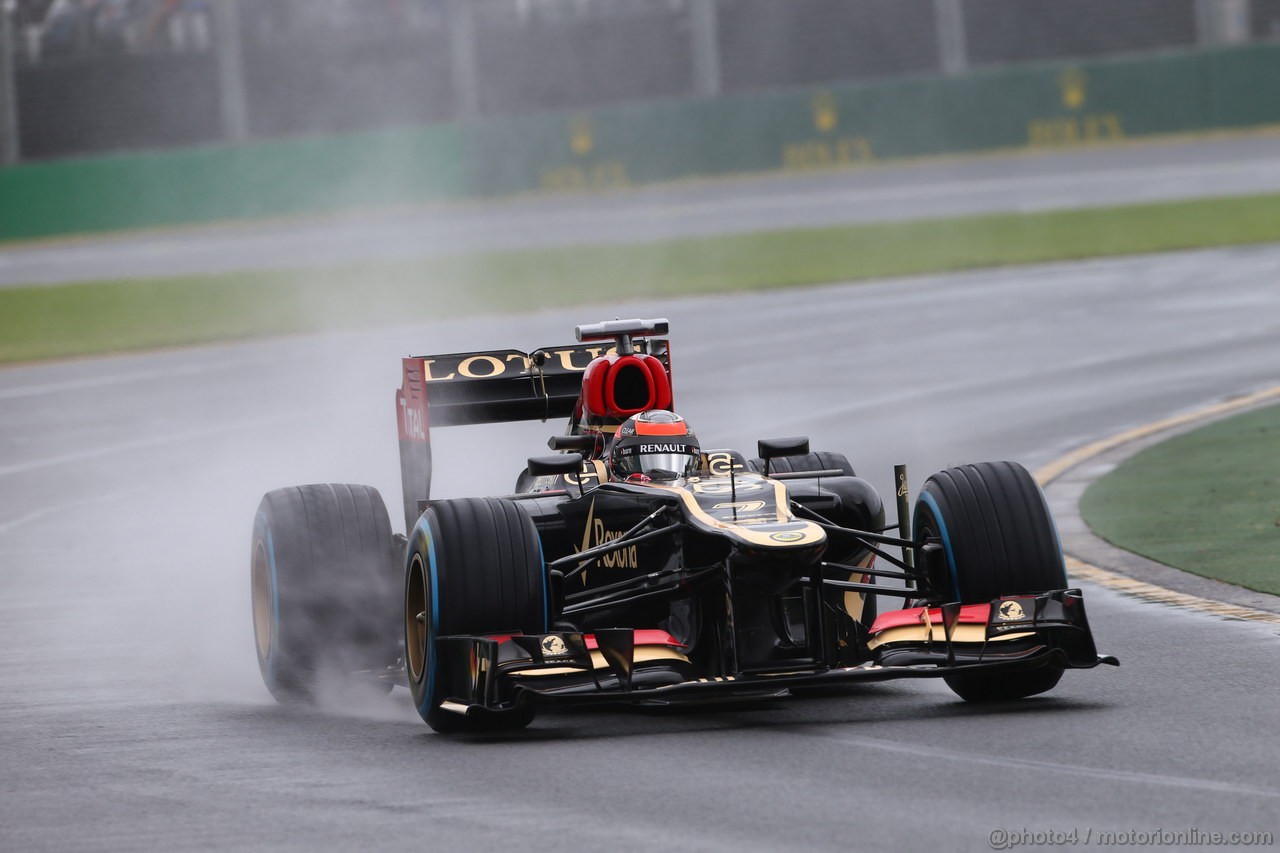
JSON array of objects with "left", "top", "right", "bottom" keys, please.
[
  {"left": 646, "top": 475, "right": 826, "bottom": 549},
  {"left": 843, "top": 553, "right": 875, "bottom": 622}
]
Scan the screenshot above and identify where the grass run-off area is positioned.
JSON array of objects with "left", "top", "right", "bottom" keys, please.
[
  {"left": 1080, "top": 403, "right": 1280, "bottom": 596},
  {"left": 5, "top": 191, "right": 1280, "bottom": 363}
]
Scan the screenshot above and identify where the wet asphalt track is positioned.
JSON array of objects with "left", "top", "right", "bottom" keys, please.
[{"left": 4, "top": 142, "right": 1280, "bottom": 851}]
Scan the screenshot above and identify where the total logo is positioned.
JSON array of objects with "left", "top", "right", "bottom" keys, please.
[
  {"left": 398, "top": 398, "right": 426, "bottom": 440},
  {"left": 540, "top": 636, "right": 570, "bottom": 657},
  {"left": 997, "top": 600, "right": 1027, "bottom": 621}
]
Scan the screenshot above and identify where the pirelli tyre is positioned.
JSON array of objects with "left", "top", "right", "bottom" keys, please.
[
  {"left": 912, "top": 461, "right": 1069, "bottom": 702},
  {"left": 749, "top": 451, "right": 855, "bottom": 477},
  {"left": 250, "top": 484, "right": 400, "bottom": 703},
  {"left": 405, "top": 497, "right": 548, "bottom": 733}
]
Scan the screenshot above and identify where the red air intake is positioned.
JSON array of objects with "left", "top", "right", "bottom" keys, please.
[{"left": 581, "top": 354, "right": 672, "bottom": 418}]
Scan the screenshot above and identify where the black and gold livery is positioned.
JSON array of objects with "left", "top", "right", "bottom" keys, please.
[{"left": 250, "top": 318, "right": 1116, "bottom": 733}]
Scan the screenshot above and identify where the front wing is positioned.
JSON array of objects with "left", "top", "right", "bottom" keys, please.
[{"left": 429, "top": 590, "right": 1118, "bottom": 717}]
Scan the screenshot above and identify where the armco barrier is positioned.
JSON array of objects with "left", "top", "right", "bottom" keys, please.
[
  {"left": 3, "top": 44, "right": 1280, "bottom": 243},
  {"left": 481, "top": 43, "right": 1280, "bottom": 195},
  {"left": 0, "top": 124, "right": 467, "bottom": 242}
]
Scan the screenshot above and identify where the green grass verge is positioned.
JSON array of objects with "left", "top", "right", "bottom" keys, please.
[
  {"left": 5, "top": 192, "right": 1280, "bottom": 363},
  {"left": 1080, "top": 404, "right": 1280, "bottom": 596}
]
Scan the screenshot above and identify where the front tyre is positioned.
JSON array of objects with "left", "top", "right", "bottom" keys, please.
[
  {"left": 405, "top": 497, "right": 548, "bottom": 733},
  {"left": 912, "top": 461, "right": 1068, "bottom": 702},
  {"left": 251, "top": 484, "right": 399, "bottom": 703}
]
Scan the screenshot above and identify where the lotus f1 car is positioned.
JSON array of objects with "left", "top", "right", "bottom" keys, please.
[{"left": 250, "top": 318, "right": 1116, "bottom": 732}]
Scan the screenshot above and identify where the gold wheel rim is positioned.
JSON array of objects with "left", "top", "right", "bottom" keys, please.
[
  {"left": 251, "top": 540, "right": 272, "bottom": 662},
  {"left": 405, "top": 553, "right": 427, "bottom": 683}
]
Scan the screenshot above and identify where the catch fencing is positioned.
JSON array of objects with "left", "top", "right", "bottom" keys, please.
[
  {"left": 5, "top": 0, "right": 1280, "bottom": 161},
  {"left": 5, "top": 39, "right": 1280, "bottom": 241}
]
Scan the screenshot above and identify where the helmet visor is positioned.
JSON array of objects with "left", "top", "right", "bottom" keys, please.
[{"left": 613, "top": 442, "right": 700, "bottom": 480}]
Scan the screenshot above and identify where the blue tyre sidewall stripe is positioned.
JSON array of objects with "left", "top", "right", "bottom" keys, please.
[
  {"left": 536, "top": 534, "right": 549, "bottom": 632},
  {"left": 411, "top": 516, "right": 441, "bottom": 717},
  {"left": 916, "top": 491, "right": 960, "bottom": 601},
  {"left": 409, "top": 510, "right": 548, "bottom": 719},
  {"left": 254, "top": 511, "right": 280, "bottom": 688}
]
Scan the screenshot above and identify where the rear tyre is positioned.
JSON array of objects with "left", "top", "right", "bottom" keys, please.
[
  {"left": 251, "top": 484, "right": 400, "bottom": 703},
  {"left": 750, "top": 451, "right": 855, "bottom": 477},
  {"left": 912, "top": 461, "right": 1068, "bottom": 702},
  {"left": 405, "top": 497, "right": 548, "bottom": 733}
]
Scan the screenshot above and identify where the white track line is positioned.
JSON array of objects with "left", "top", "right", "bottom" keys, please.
[
  {"left": 816, "top": 733, "right": 1280, "bottom": 799},
  {"left": 0, "top": 414, "right": 295, "bottom": 478}
]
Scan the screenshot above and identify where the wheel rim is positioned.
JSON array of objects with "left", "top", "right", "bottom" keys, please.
[
  {"left": 251, "top": 539, "right": 273, "bottom": 662},
  {"left": 405, "top": 553, "right": 428, "bottom": 683}
]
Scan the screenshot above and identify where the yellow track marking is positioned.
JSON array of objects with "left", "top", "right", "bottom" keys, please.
[
  {"left": 1034, "top": 385, "right": 1280, "bottom": 485},
  {"left": 1065, "top": 558, "right": 1280, "bottom": 625},
  {"left": 1034, "top": 385, "right": 1280, "bottom": 624}
]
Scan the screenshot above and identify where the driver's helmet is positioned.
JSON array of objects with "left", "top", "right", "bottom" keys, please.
[{"left": 608, "top": 410, "right": 701, "bottom": 482}]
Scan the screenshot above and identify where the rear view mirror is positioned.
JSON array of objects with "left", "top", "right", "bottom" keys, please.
[
  {"left": 548, "top": 435, "right": 598, "bottom": 452},
  {"left": 757, "top": 436, "right": 810, "bottom": 460},
  {"left": 527, "top": 453, "right": 585, "bottom": 477}
]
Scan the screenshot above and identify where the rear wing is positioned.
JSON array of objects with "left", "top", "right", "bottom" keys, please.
[{"left": 396, "top": 333, "right": 670, "bottom": 531}]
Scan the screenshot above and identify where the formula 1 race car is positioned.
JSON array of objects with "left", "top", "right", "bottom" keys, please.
[{"left": 250, "top": 318, "right": 1116, "bottom": 732}]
